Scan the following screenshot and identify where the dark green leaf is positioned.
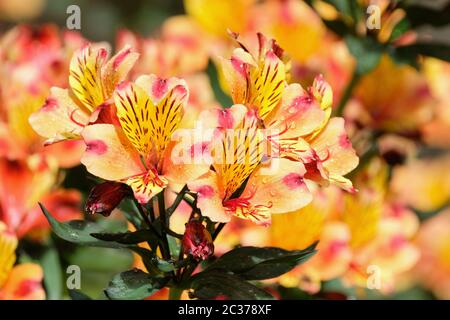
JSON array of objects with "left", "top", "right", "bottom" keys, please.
[
  {"left": 129, "top": 246, "right": 175, "bottom": 274},
  {"left": 345, "top": 35, "right": 383, "bottom": 75},
  {"left": 323, "top": 19, "right": 351, "bottom": 37},
  {"left": 396, "top": 43, "right": 450, "bottom": 62},
  {"left": 91, "top": 229, "right": 159, "bottom": 246},
  {"left": 104, "top": 269, "right": 169, "bottom": 300},
  {"left": 41, "top": 203, "right": 172, "bottom": 275},
  {"left": 68, "top": 289, "right": 92, "bottom": 300},
  {"left": 404, "top": 4, "right": 450, "bottom": 27},
  {"left": 206, "top": 242, "right": 318, "bottom": 280},
  {"left": 39, "top": 203, "right": 123, "bottom": 248},
  {"left": 190, "top": 270, "right": 274, "bottom": 300},
  {"left": 389, "top": 18, "right": 410, "bottom": 42}
]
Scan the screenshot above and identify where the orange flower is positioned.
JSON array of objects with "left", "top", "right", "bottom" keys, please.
[
  {"left": 390, "top": 155, "right": 450, "bottom": 212},
  {"left": 81, "top": 75, "right": 209, "bottom": 203},
  {"left": 189, "top": 104, "right": 312, "bottom": 224},
  {"left": 221, "top": 34, "right": 358, "bottom": 192},
  {"left": 0, "top": 157, "right": 81, "bottom": 239},
  {"left": 414, "top": 209, "right": 450, "bottom": 300},
  {"left": 29, "top": 44, "right": 139, "bottom": 145},
  {"left": 0, "top": 222, "right": 45, "bottom": 300},
  {"left": 348, "top": 55, "right": 434, "bottom": 132},
  {"left": 117, "top": 16, "right": 209, "bottom": 78}
]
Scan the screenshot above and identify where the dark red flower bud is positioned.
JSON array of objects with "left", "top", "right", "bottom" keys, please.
[
  {"left": 182, "top": 221, "right": 214, "bottom": 260},
  {"left": 85, "top": 182, "right": 130, "bottom": 216}
]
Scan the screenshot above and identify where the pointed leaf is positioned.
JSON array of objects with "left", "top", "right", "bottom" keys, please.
[
  {"left": 104, "top": 269, "right": 169, "bottom": 300},
  {"left": 190, "top": 270, "right": 274, "bottom": 300},
  {"left": 206, "top": 242, "right": 318, "bottom": 280}
]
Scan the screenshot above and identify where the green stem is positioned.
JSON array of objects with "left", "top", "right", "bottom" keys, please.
[
  {"left": 157, "top": 192, "right": 171, "bottom": 260},
  {"left": 212, "top": 223, "right": 226, "bottom": 241},
  {"left": 133, "top": 198, "right": 151, "bottom": 227},
  {"left": 166, "top": 185, "right": 188, "bottom": 217},
  {"left": 168, "top": 287, "right": 183, "bottom": 300},
  {"left": 334, "top": 69, "right": 360, "bottom": 117}
]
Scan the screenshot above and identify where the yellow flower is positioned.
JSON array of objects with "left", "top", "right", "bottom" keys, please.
[
  {"left": 390, "top": 155, "right": 450, "bottom": 212},
  {"left": 184, "top": 0, "right": 254, "bottom": 38},
  {"left": 221, "top": 34, "right": 358, "bottom": 192},
  {"left": 0, "top": 222, "right": 45, "bottom": 300},
  {"left": 81, "top": 75, "right": 209, "bottom": 203},
  {"left": 349, "top": 55, "right": 434, "bottom": 132},
  {"left": 414, "top": 209, "right": 450, "bottom": 300},
  {"left": 29, "top": 45, "right": 139, "bottom": 144},
  {"left": 189, "top": 104, "right": 312, "bottom": 224}
]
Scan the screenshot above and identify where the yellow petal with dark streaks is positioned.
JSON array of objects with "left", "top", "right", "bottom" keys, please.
[
  {"left": 213, "top": 110, "right": 264, "bottom": 199},
  {"left": 251, "top": 50, "right": 286, "bottom": 120},
  {"left": 114, "top": 81, "right": 155, "bottom": 156},
  {"left": 149, "top": 81, "right": 188, "bottom": 158},
  {"left": 69, "top": 46, "right": 107, "bottom": 111}
]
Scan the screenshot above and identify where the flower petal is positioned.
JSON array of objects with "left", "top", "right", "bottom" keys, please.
[
  {"left": 114, "top": 81, "right": 156, "bottom": 156},
  {"left": 0, "top": 223, "right": 17, "bottom": 288},
  {"left": 126, "top": 171, "right": 168, "bottom": 204},
  {"left": 243, "top": 158, "right": 312, "bottom": 214},
  {"left": 310, "top": 117, "right": 358, "bottom": 184},
  {"left": 69, "top": 45, "right": 108, "bottom": 111},
  {"left": 251, "top": 50, "right": 286, "bottom": 120},
  {"left": 188, "top": 171, "right": 230, "bottom": 223},
  {"left": 0, "top": 263, "right": 45, "bottom": 300},
  {"left": 265, "top": 83, "right": 326, "bottom": 138},
  {"left": 101, "top": 45, "right": 139, "bottom": 97},
  {"left": 29, "top": 87, "right": 90, "bottom": 144},
  {"left": 81, "top": 123, "right": 144, "bottom": 181}
]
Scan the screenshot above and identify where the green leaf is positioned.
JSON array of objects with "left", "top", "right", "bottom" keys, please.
[
  {"left": 345, "top": 35, "right": 383, "bottom": 75},
  {"left": 323, "top": 19, "right": 352, "bottom": 37},
  {"left": 190, "top": 270, "right": 274, "bottom": 300},
  {"left": 207, "top": 60, "right": 233, "bottom": 108},
  {"left": 119, "top": 198, "right": 145, "bottom": 229},
  {"left": 129, "top": 246, "right": 175, "bottom": 274},
  {"left": 396, "top": 43, "right": 450, "bottom": 62},
  {"left": 389, "top": 18, "right": 410, "bottom": 42},
  {"left": 404, "top": 3, "right": 450, "bottom": 27},
  {"left": 41, "top": 203, "right": 173, "bottom": 275},
  {"left": 91, "top": 229, "right": 159, "bottom": 246},
  {"left": 68, "top": 289, "right": 92, "bottom": 300},
  {"left": 40, "top": 241, "right": 63, "bottom": 300},
  {"left": 39, "top": 203, "right": 123, "bottom": 248},
  {"left": 167, "top": 235, "right": 180, "bottom": 258},
  {"left": 323, "top": 0, "right": 352, "bottom": 17},
  {"left": 205, "top": 242, "right": 318, "bottom": 280},
  {"left": 104, "top": 269, "right": 169, "bottom": 300}
]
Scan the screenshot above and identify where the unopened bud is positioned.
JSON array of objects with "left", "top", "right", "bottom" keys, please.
[
  {"left": 85, "top": 182, "right": 130, "bottom": 216},
  {"left": 182, "top": 221, "right": 214, "bottom": 260}
]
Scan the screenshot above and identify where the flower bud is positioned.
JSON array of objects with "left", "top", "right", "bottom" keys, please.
[
  {"left": 85, "top": 182, "right": 130, "bottom": 216},
  {"left": 182, "top": 221, "right": 214, "bottom": 260}
]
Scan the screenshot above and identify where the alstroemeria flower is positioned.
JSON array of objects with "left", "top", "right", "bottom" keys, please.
[
  {"left": 117, "top": 16, "right": 209, "bottom": 78},
  {"left": 414, "top": 209, "right": 450, "bottom": 300},
  {"left": 0, "top": 222, "right": 45, "bottom": 300},
  {"left": 0, "top": 156, "right": 81, "bottom": 239},
  {"left": 81, "top": 75, "right": 209, "bottom": 203},
  {"left": 29, "top": 44, "right": 139, "bottom": 144},
  {"left": 189, "top": 104, "right": 312, "bottom": 225},
  {"left": 221, "top": 33, "right": 358, "bottom": 192}
]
